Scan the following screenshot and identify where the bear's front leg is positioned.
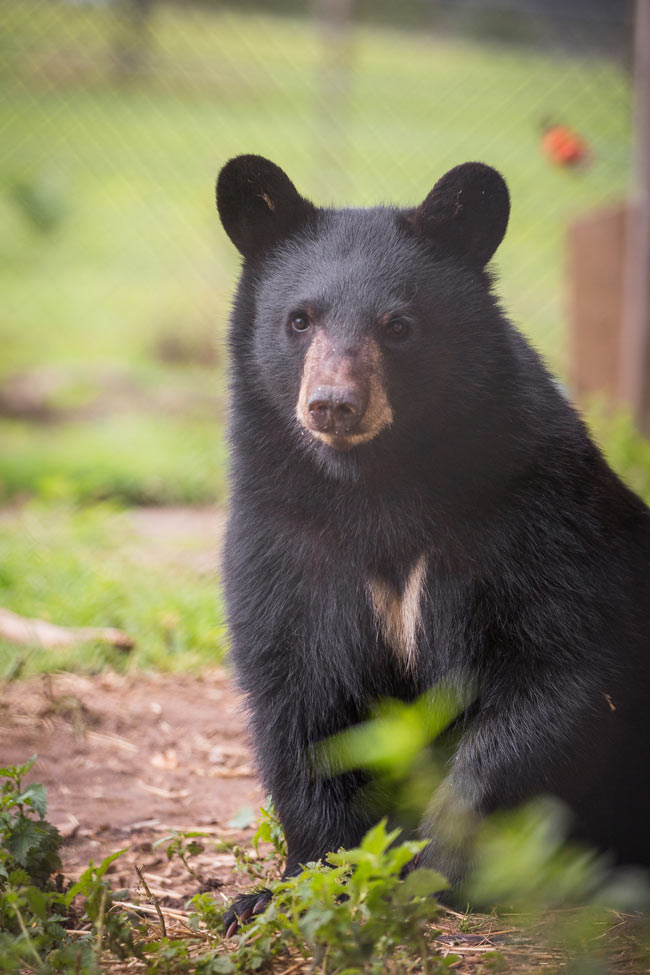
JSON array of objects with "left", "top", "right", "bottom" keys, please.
[
  {"left": 223, "top": 713, "right": 373, "bottom": 934},
  {"left": 277, "top": 768, "right": 375, "bottom": 878},
  {"left": 418, "top": 649, "right": 608, "bottom": 886}
]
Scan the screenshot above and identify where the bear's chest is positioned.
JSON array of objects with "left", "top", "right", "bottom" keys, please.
[{"left": 367, "top": 555, "right": 428, "bottom": 670}]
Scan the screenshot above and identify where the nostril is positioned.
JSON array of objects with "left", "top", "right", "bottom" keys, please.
[
  {"left": 309, "top": 400, "right": 332, "bottom": 422},
  {"left": 307, "top": 398, "right": 334, "bottom": 432},
  {"left": 333, "top": 401, "right": 357, "bottom": 418}
]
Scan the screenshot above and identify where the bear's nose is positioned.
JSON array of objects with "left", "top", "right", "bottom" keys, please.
[{"left": 307, "top": 385, "right": 367, "bottom": 435}]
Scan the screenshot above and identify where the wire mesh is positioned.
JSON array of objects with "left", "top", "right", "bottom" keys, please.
[
  {"left": 1, "top": 0, "right": 632, "bottom": 367},
  {"left": 0, "top": 0, "right": 634, "bottom": 534}
]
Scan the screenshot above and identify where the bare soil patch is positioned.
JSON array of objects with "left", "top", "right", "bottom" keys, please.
[
  {"left": 0, "top": 669, "right": 262, "bottom": 908},
  {"left": 127, "top": 505, "right": 226, "bottom": 574},
  {"left": 0, "top": 669, "right": 521, "bottom": 971},
  {"left": 2, "top": 670, "right": 641, "bottom": 973}
]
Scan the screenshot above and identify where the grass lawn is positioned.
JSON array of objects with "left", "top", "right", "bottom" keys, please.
[
  {"left": 1, "top": 2, "right": 630, "bottom": 390},
  {"left": 0, "top": 501, "right": 227, "bottom": 674},
  {"left": 0, "top": 3, "right": 639, "bottom": 672}
]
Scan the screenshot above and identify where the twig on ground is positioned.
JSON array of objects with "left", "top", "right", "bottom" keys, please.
[
  {"left": 135, "top": 866, "right": 167, "bottom": 939},
  {"left": 0, "top": 607, "right": 133, "bottom": 650},
  {"left": 118, "top": 902, "right": 191, "bottom": 921}
]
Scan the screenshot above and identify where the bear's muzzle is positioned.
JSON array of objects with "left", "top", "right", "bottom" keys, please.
[{"left": 296, "top": 331, "right": 393, "bottom": 450}]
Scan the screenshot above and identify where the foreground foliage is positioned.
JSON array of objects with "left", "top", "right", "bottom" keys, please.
[
  {"left": 0, "top": 760, "right": 457, "bottom": 974},
  {"left": 224, "top": 820, "right": 451, "bottom": 975},
  {"left": 0, "top": 757, "right": 143, "bottom": 973},
  {"left": 4, "top": 742, "right": 650, "bottom": 975}
]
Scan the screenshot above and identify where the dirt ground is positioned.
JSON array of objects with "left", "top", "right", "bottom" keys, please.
[
  {"left": 2, "top": 668, "right": 528, "bottom": 971},
  {"left": 1, "top": 668, "right": 264, "bottom": 910},
  {"left": 6, "top": 664, "right": 650, "bottom": 972}
]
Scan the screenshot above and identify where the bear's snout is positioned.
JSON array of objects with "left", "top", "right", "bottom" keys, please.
[
  {"left": 296, "top": 331, "right": 393, "bottom": 450},
  {"left": 307, "top": 384, "right": 368, "bottom": 436}
]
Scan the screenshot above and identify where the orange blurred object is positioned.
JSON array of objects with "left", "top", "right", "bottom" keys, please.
[{"left": 541, "top": 124, "right": 591, "bottom": 168}]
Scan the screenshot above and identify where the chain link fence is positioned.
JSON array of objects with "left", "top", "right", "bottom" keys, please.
[
  {"left": 0, "top": 0, "right": 634, "bottom": 507},
  {"left": 3, "top": 1, "right": 633, "bottom": 356}
]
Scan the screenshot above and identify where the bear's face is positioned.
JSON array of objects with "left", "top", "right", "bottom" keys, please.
[{"left": 217, "top": 156, "right": 510, "bottom": 473}]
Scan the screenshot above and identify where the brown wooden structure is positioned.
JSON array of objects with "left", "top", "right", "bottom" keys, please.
[{"left": 570, "top": 2, "right": 649, "bottom": 427}]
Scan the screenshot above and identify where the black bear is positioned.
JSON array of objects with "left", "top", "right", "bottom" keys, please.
[{"left": 216, "top": 154, "right": 650, "bottom": 932}]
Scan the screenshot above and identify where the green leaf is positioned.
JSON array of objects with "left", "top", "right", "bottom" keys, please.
[
  {"left": 206, "top": 957, "right": 236, "bottom": 974},
  {"left": 16, "top": 783, "right": 47, "bottom": 818},
  {"left": 400, "top": 868, "right": 448, "bottom": 900},
  {"left": 186, "top": 840, "right": 204, "bottom": 856},
  {"left": 64, "top": 849, "right": 127, "bottom": 905},
  {"left": 227, "top": 806, "right": 255, "bottom": 829},
  {"left": 96, "top": 847, "right": 128, "bottom": 878},
  {"left": 0, "top": 756, "right": 36, "bottom": 782},
  {"left": 360, "top": 819, "right": 402, "bottom": 856},
  {"left": 7, "top": 868, "right": 31, "bottom": 885},
  {"left": 22, "top": 885, "right": 47, "bottom": 919},
  {"left": 6, "top": 817, "right": 40, "bottom": 867},
  {"left": 25, "top": 820, "right": 63, "bottom": 885}
]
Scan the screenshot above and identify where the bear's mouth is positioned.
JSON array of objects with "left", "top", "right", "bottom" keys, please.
[{"left": 308, "top": 427, "right": 384, "bottom": 452}]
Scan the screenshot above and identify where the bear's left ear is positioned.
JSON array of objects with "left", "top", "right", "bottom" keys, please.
[
  {"left": 216, "top": 154, "right": 316, "bottom": 260},
  {"left": 408, "top": 162, "right": 510, "bottom": 269}
]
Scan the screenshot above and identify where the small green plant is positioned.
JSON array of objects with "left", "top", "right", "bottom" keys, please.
[
  {"left": 0, "top": 756, "right": 62, "bottom": 888},
  {"left": 0, "top": 757, "right": 75, "bottom": 971},
  {"left": 205, "top": 819, "right": 452, "bottom": 975},
  {"left": 157, "top": 830, "right": 209, "bottom": 883},
  {"left": 252, "top": 797, "right": 287, "bottom": 859},
  {"left": 64, "top": 851, "right": 143, "bottom": 962},
  {"left": 3, "top": 754, "right": 650, "bottom": 974},
  {"left": 0, "top": 758, "right": 142, "bottom": 973},
  {"left": 162, "top": 799, "right": 455, "bottom": 972}
]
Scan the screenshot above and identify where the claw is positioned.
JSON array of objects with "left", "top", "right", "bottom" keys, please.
[
  {"left": 225, "top": 920, "right": 238, "bottom": 939},
  {"left": 239, "top": 906, "right": 254, "bottom": 924},
  {"left": 253, "top": 895, "right": 268, "bottom": 914}
]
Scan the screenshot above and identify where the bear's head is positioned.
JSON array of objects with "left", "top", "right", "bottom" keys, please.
[{"left": 217, "top": 155, "right": 511, "bottom": 480}]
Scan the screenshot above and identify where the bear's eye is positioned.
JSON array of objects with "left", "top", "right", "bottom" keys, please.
[
  {"left": 289, "top": 311, "right": 311, "bottom": 333},
  {"left": 383, "top": 317, "right": 412, "bottom": 341}
]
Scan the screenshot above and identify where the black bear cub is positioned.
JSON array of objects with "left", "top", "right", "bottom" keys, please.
[{"left": 216, "top": 154, "right": 650, "bottom": 931}]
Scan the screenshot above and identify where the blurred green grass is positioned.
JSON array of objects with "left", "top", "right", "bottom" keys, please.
[
  {"left": 0, "top": 3, "right": 643, "bottom": 674},
  {"left": 3, "top": 7, "right": 630, "bottom": 368},
  {"left": 0, "top": 501, "right": 226, "bottom": 675},
  {"left": 1, "top": 414, "right": 227, "bottom": 506}
]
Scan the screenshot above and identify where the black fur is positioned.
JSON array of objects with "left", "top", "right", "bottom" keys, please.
[{"left": 216, "top": 156, "right": 650, "bottom": 925}]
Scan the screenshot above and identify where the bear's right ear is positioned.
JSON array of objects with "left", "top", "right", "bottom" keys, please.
[
  {"left": 216, "top": 155, "right": 316, "bottom": 260},
  {"left": 408, "top": 162, "right": 510, "bottom": 269}
]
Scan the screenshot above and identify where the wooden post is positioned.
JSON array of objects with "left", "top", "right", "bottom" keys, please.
[
  {"left": 568, "top": 203, "right": 627, "bottom": 402},
  {"left": 620, "top": 0, "right": 650, "bottom": 430}
]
